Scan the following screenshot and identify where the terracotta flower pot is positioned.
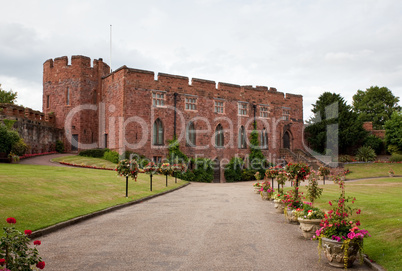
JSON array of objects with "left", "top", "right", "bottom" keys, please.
[
  {"left": 298, "top": 218, "right": 322, "bottom": 239},
  {"left": 321, "top": 237, "right": 362, "bottom": 268}
]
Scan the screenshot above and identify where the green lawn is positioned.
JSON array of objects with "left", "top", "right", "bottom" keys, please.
[
  {"left": 344, "top": 162, "right": 402, "bottom": 179},
  {"left": 295, "top": 177, "right": 402, "bottom": 271},
  {"left": 0, "top": 164, "right": 187, "bottom": 234},
  {"left": 51, "top": 155, "right": 117, "bottom": 169}
]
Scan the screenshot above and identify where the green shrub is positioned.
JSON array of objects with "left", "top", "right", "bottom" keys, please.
[
  {"left": 56, "top": 140, "right": 64, "bottom": 153},
  {"left": 364, "top": 135, "right": 384, "bottom": 154},
  {"left": 338, "top": 155, "right": 355, "bottom": 163},
  {"left": 387, "top": 145, "right": 402, "bottom": 155},
  {"left": 241, "top": 168, "right": 257, "bottom": 181},
  {"left": 79, "top": 148, "right": 109, "bottom": 158},
  {"left": 0, "top": 124, "right": 20, "bottom": 154},
  {"left": 192, "top": 158, "right": 214, "bottom": 182},
  {"left": 11, "top": 138, "right": 29, "bottom": 156},
  {"left": 224, "top": 157, "right": 244, "bottom": 182},
  {"left": 355, "top": 146, "right": 377, "bottom": 162},
  {"left": 103, "top": 150, "right": 119, "bottom": 164},
  {"left": 389, "top": 154, "right": 402, "bottom": 162}
]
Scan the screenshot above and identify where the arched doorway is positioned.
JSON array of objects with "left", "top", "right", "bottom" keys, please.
[
  {"left": 283, "top": 131, "right": 290, "bottom": 149},
  {"left": 213, "top": 158, "right": 220, "bottom": 183}
]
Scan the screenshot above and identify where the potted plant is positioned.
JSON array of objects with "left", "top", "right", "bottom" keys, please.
[
  {"left": 282, "top": 188, "right": 304, "bottom": 224},
  {"left": 297, "top": 203, "right": 325, "bottom": 239},
  {"left": 253, "top": 182, "right": 262, "bottom": 194},
  {"left": 389, "top": 168, "right": 395, "bottom": 177},
  {"left": 313, "top": 175, "right": 370, "bottom": 269},
  {"left": 275, "top": 169, "right": 287, "bottom": 194},
  {"left": 318, "top": 166, "right": 330, "bottom": 182},
  {"left": 259, "top": 181, "right": 274, "bottom": 200},
  {"left": 7, "top": 152, "right": 20, "bottom": 164},
  {"left": 116, "top": 159, "right": 139, "bottom": 197},
  {"left": 273, "top": 192, "right": 286, "bottom": 213}
]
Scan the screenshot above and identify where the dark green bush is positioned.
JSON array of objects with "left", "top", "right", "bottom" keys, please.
[
  {"left": 241, "top": 168, "right": 257, "bottom": 181},
  {"left": 389, "top": 154, "right": 402, "bottom": 162},
  {"left": 79, "top": 148, "right": 109, "bottom": 158},
  {"left": 355, "top": 146, "right": 377, "bottom": 162},
  {"left": 103, "top": 150, "right": 119, "bottom": 163},
  {"left": 0, "top": 124, "right": 20, "bottom": 154},
  {"left": 224, "top": 157, "right": 245, "bottom": 182},
  {"left": 56, "top": 140, "right": 64, "bottom": 153},
  {"left": 338, "top": 155, "right": 355, "bottom": 163},
  {"left": 192, "top": 158, "right": 214, "bottom": 182},
  {"left": 11, "top": 138, "right": 29, "bottom": 156},
  {"left": 364, "top": 135, "right": 384, "bottom": 154}
]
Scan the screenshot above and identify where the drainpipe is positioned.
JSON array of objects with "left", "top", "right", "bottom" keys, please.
[{"left": 174, "top": 93, "right": 178, "bottom": 138}]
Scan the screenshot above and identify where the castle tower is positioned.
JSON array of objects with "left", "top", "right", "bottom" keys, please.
[{"left": 43, "top": 56, "right": 110, "bottom": 151}]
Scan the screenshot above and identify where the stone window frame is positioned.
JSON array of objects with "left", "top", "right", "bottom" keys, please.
[
  {"left": 214, "top": 99, "right": 225, "bottom": 114},
  {"left": 260, "top": 104, "right": 270, "bottom": 118},
  {"left": 152, "top": 91, "right": 166, "bottom": 107},
  {"left": 184, "top": 95, "right": 197, "bottom": 111},
  {"left": 153, "top": 118, "right": 164, "bottom": 145},
  {"left": 282, "top": 107, "right": 291, "bottom": 121},
  {"left": 215, "top": 123, "right": 224, "bottom": 148},
  {"left": 261, "top": 127, "right": 268, "bottom": 149},
  {"left": 238, "top": 102, "right": 248, "bottom": 116},
  {"left": 238, "top": 125, "right": 247, "bottom": 149},
  {"left": 186, "top": 121, "right": 196, "bottom": 147}
]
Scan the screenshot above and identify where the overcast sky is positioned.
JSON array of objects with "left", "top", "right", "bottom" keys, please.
[{"left": 1, "top": 0, "right": 401, "bottom": 121}]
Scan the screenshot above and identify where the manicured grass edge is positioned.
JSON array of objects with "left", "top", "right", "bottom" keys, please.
[{"left": 29, "top": 182, "right": 191, "bottom": 239}]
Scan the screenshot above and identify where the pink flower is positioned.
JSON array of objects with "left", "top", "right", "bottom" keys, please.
[{"left": 6, "top": 217, "right": 16, "bottom": 224}]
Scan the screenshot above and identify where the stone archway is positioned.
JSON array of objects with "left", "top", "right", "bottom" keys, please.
[{"left": 283, "top": 131, "right": 290, "bottom": 149}]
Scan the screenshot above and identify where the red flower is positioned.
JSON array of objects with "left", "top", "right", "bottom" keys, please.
[
  {"left": 24, "top": 229, "right": 32, "bottom": 235},
  {"left": 0, "top": 258, "right": 5, "bottom": 265},
  {"left": 34, "top": 240, "right": 41, "bottom": 246},
  {"left": 36, "top": 261, "right": 46, "bottom": 269},
  {"left": 6, "top": 217, "right": 16, "bottom": 224},
  {"left": 356, "top": 209, "right": 361, "bottom": 214},
  {"left": 356, "top": 221, "right": 361, "bottom": 226},
  {"left": 328, "top": 201, "right": 332, "bottom": 206}
]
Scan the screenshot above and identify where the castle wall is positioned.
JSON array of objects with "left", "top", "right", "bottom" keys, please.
[{"left": 0, "top": 104, "right": 63, "bottom": 153}]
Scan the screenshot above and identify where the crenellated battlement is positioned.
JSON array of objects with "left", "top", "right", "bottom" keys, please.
[
  {"left": 0, "top": 103, "right": 55, "bottom": 125},
  {"left": 44, "top": 55, "right": 110, "bottom": 77}
]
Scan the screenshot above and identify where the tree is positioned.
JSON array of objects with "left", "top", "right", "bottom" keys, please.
[
  {"left": 305, "top": 92, "right": 368, "bottom": 155},
  {"left": 353, "top": 86, "right": 400, "bottom": 129},
  {"left": 0, "top": 84, "right": 18, "bottom": 104},
  {"left": 384, "top": 110, "right": 402, "bottom": 153}
]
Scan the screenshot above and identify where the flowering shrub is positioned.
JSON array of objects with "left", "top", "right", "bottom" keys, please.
[
  {"left": 172, "top": 164, "right": 186, "bottom": 173},
  {"left": 253, "top": 182, "right": 262, "bottom": 187},
  {"left": 318, "top": 166, "right": 330, "bottom": 177},
  {"left": 60, "top": 162, "right": 114, "bottom": 170},
  {"left": 389, "top": 168, "right": 394, "bottom": 175},
  {"left": 143, "top": 162, "right": 158, "bottom": 174},
  {"left": 116, "top": 159, "right": 139, "bottom": 181},
  {"left": 254, "top": 172, "right": 262, "bottom": 181},
  {"left": 265, "top": 167, "right": 279, "bottom": 179},
  {"left": 0, "top": 218, "right": 45, "bottom": 270},
  {"left": 295, "top": 203, "right": 325, "bottom": 220},
  {"left": 259, "top": 181, "right": 274, "bottom": 194},
  {"left": 285, "top": 163, "right": 311, "bottom": 184},
  {"left": 306, "top": 171, "right": 323, "bottom": 205},
  {"left": 282, "top": 188, "right": 303, "bottom": 209},
  {"left": 19, "top": 151, "right": 57, "bottom": 160},
  {"left": 314, "top": 178, "right": 370, "bottom": 268},
  {"left": 159, "top": 163, "right": 172, "bottom": 175}
]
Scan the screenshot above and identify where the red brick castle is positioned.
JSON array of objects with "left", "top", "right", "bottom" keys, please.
[{"left": 43, "top": 55, "right": 304, "bottom": 180}]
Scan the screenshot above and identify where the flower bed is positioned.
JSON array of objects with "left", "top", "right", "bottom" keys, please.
[
  {"left": 19, "top": 151, "right": 58, "bottom": 160},
  {"left": 59, "top": 161, "right": 115, "bottom": 170}
]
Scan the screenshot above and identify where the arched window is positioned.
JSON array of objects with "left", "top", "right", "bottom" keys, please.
[
  {"left": 261, "top": 128, "right": 268, "bottom": 149},
  {"left": 153, "top": 118, "right": 164, "bottom": 145},
  {"left": 186, "top": 121, "right": 196, "bottom": 146},
  {"left": 215, "top": 124, "right": 224, "bottom": 147},
  {"left": 238, "top": 126, "right": 246, "bottom": 149}
]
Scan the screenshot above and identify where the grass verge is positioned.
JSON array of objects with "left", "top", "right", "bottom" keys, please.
[
  {"left": 0, "top": 164, "right": 187, "bottom": 234},
  {"left": 293, "top": 177, "right": 402, "bottom": 271},
  {"left": 344, "top": 162, "right": 402, "bottom": 179},
  {"left": 51, "top": 155, "right": 117, "bottom": 169}
]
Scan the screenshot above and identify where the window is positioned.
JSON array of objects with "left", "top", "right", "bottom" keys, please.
[
  {"left": 215, "top": 124, "right": 224, "bottom": 147},
  {"left": 238, "top": 126, "right": 247, "bottom": 149},
  {"left": 186, "top": 121, "right": 196, "bottom": 146},
  {"left": 238, "top": 103, "right": 248, "bottom": 116},
  {"left": 261, "top": 128, "right": 268, "bottom": 149},
  {"left": 46, "top": 95, "right": 50, "bottom": 108},
  {"left": 153, "top": 118, "right": 164, "bottom": 145},
  {"left": 260, "top": 106, "right": 269, "bottom": 118},
  {"left": 185, "top": 97, "right": 197, "bottom": 110},
  {"left": 152, "top": 92, "right": 165, "bottom": 107},
  {"left": 104, "top": 134, "right": 108, "bottom": 148},
  {"left": 282, "top": 108, "right": 290, "bottom": 121},
  {"left": 214, "top": 101, "right": 224, "bottom": 113},
  {"left": 153, "top": 156, "right": 162, "bottom": 164},
  {"left": 66, "top": 87, "right": 70, "bottom": 105}
]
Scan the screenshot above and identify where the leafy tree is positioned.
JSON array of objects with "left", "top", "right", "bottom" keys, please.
[
  {"left": 0, "top": 84, "right": 17, "bottom": 104},
  {"left": 305, "top": 92, "right": 368, "bottom": 155},
  {"left": 0, "top": 124, "right": 20, "bottom": 154},
  {"left": 353, "top": 86, "right": 400, "bottom": 129},
  {"left": 384, "top": 110, "right": 402, "bottom": 153}
]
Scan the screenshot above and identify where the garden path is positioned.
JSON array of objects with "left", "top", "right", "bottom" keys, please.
[{"left": 38, "top": 182, "right": 371, "bottom": 271}]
